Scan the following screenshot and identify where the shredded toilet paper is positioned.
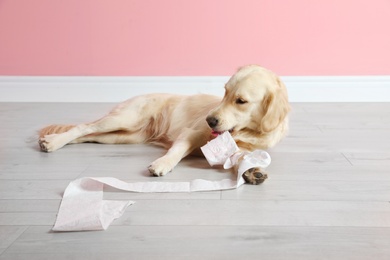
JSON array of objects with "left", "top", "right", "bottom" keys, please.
[{"left": 52, "top": 132, "right": 271, "bottom": 231}]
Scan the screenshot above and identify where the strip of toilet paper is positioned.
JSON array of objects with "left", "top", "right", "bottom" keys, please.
[{"left": 52, "top": 132, "right": 271, "bottom": 231}]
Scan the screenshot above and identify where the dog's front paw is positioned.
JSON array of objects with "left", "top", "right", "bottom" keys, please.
[
  {"left": 148, "top": 157, "right": 174, "bottom": 177},
  {"left": 242, "top": 167, "right": 268, "bottom": 185}
]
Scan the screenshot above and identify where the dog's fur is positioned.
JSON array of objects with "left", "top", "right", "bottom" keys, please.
[{"left": 39, "top": 65, "right": 290, "bottom": 184}]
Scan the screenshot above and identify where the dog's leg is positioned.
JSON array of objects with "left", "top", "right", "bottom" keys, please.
[
  {"left": 73, "top": 131, "right": 145, "bottom": 145},
  {"left": 148, "top": 128, "right": 205, "bottom": 176},
  {"left": 39, "top": 115, "right": 131, "bottom": 152}
]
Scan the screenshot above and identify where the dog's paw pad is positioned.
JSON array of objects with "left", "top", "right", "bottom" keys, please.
[{"left": 242, "top": 167, "right": 268, "bottom": 185}]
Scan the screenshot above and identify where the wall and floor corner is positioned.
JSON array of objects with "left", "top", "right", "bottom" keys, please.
[
  {"left": 0, "top": 0, "right": 389, "bottom": 102},
  {"left": 1, "top": 75, "right": 390, "bottom": 102}
]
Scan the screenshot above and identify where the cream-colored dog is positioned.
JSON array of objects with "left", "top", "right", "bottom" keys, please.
[{"left": 39, "top": 65, "right": 290, "bottom": 184}]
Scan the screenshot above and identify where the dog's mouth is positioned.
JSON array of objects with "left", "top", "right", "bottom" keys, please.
[{"left": 211, "top": 128, "right": 234, "bottom": 137}]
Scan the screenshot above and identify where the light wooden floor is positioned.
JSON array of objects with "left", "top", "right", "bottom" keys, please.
[{"left": 0, "top": 102, "right": 390, "bottom": 259}]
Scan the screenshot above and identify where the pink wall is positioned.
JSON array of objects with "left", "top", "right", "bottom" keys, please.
[{"left": 1, "top": 0, "right": 389, "bottom": 76}]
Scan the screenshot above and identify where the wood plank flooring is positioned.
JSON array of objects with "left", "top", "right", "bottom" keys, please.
[{"left": 0, "top": 102, "right": 389, "bottom": 259}]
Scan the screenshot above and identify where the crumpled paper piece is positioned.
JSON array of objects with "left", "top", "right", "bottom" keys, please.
[{"left": 52, "top": 132, "right": 271, "bottom": 232}]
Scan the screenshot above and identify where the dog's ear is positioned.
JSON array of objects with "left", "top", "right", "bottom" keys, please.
[{"left": 259, "top": 77, "right": 290, "bottom": 133}]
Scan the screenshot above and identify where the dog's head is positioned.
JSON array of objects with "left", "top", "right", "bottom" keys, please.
[{"left": 206, "top": 65, "right": 290, "bottom": 137}]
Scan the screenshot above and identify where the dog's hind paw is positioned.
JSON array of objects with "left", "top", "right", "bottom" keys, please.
[
  {"left": 38, "top": 134, "right": 63, "bottom": 152},
  {"left": 242, "top": 167, "right": 268, "bottom": 185}
]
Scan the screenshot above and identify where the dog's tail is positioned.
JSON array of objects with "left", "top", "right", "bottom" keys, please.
[{"left": 39, "top": 124, "right": 75, "bottom": 138}]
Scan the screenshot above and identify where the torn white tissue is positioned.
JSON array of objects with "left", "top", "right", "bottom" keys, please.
[{"left": 52, "top": 132, "right": 271, "bottom": 232}]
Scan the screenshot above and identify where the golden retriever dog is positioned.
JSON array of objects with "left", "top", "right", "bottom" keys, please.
[{"left": 39, "top": 65, "right": 290, "bottom": 184}]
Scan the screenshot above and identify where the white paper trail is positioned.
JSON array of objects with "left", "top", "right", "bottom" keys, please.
[
  {"left": 53, "top": 175, "right": 244, "bottom": 231},
  {"left": 52, "top": 132, "right": 271, "bottom": 232}
]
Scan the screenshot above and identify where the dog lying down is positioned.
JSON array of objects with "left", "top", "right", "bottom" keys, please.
[{"left": 39, "top": 65, "right": 290, "bottom": 185}]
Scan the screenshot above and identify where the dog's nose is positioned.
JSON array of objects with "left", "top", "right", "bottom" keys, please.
[{"left": 206, "top": 116, "right": 219, "bottom": 128}]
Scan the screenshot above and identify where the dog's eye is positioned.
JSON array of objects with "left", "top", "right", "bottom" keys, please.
[{"left": 235, "top": 98, "right": 247, "bottom": 104}]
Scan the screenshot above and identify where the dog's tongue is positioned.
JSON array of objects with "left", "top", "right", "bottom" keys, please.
[{"left": 211, "top": 130, "right": 224, "bottom": 137}]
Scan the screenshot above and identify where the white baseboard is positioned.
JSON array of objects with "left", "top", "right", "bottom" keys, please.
[{"left": 0, "top": 76, "right": 389, "bottom": 102}]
